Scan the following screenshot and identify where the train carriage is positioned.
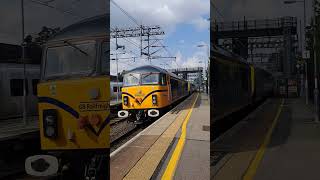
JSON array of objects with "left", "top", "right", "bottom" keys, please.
[
  {"left": 0, "top": 63, "right": 40, "bottom": 119},
  {"left": 212, "top": 45, "right": 274, "bottom": 122},
  {"left": 118, "top": 65, "right": 191, "bottom": 123},
  {"left": 25, "top": 14, "right": 110, "bottom": 179}
]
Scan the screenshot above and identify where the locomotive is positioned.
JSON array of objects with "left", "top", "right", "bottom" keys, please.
[{"left": 118, "top": 65, "right": 195, "bottom": 124}]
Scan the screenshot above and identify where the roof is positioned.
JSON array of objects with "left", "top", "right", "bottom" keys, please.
[
  {"left": 124, "top": 65, "right": 182, "bottom": 80},
  {"left": 214, "top": 45, "right": 273, "bottom": 75},
  {"left": 213, "top": 45, "right": 248, "bottom": 64},
  {"left": 49, "top": 14, "right": 108, "bottom": 41}
]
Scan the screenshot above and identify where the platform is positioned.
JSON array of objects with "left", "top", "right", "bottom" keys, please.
[
  {"left": 212, "top": 98, "right": 320, "bottom": 180},
  {"left": 110, "top": 93, "right": 210, "bottom": 180},
  {"left": 0, "top": 116, "right": 38, "bottom": 141}
]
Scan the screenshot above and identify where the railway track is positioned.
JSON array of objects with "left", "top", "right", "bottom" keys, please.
[{"left": 110, "top": 116, "right": 158, "bottom": 153}]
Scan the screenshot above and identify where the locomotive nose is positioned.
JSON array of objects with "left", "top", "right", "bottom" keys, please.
[{"left": 135, "top": 97, "right": 142, "bottom": 104}]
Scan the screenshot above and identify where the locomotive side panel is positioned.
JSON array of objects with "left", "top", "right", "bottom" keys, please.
[
  {"left": 39, "top": 77, "right": 110, "bottom": 150},
  {"left": 213, "top": 57, "right": 251, "bottom": 121}
]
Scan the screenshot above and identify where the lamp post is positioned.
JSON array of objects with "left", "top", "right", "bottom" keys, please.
[
  {"left": 111, "top": 50, "right": 125, "bottom": 103},
  {"left": 21, "top": 0, "right": 27, "bottom": 125},
  {"left": 197, "top": 44, "right": 209, "bottom": 94},
  {"left": 198, "top": 61, "right": 204, "bottom": 92},
  {"left": 284, "top": 0, "right": 308, "bottom": 104},
  {"left": 312, "top": 0, "right": 319, "bottom": 122}
]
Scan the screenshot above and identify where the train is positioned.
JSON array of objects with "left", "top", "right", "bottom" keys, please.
[
  {"left": 25, "top": 14, "right": 110, "bottom": 179},
  {"left": 212, "top": 45, "right": 274, "bottom": 122},
  {"left": 110, "top": 81, "right": 122, "bottom": 105},
  {"left": 118, "top": 65, "right": 196, "bottom": 124},
  {"left": 0, "top": 63, "right": 40, "bottom": 120}
]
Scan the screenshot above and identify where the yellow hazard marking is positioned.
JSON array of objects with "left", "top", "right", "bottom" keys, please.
[
  {"left": 161, "top": 93, "right": 200, "bottom": 180},
  {"left": 242, "top": 99, "right": 284, "bottom": 180},
  {"left": 122, "top": 94, "right": 197, "bottom": 180}
]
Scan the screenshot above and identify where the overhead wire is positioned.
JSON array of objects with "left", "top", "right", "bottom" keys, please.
[
  {"left": 27, "top": 0, "right": 84, "bottom": 19},
  {"left": 110, "top": 0, "right": 140, "bottom": 26}
]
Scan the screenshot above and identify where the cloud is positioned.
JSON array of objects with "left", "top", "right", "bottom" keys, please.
[
  {"left": 190, "top": 17, "right": 210, "bottom": 31},
  {"left": 109, "top": 0, "right": 209, "bottom": 76},
  {"left": 110, "top": 43, "right": 209, "bottom": 76},
  {"left": 111, "top": 0, "right": 209, "bottom": 31}
]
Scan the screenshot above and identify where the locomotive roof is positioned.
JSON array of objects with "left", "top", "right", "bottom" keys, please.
[
  {"left": 124, "top": 65, "right": 183, "bottom": 80},
  {"left": 48, "top": 14, "right": 108, "bottom": 41},
  {"left": 213, "top": 45, "right": 248, "bottom": 64},
  {"left": 214, "top": 45, "right": 273, "bottom": 75}
]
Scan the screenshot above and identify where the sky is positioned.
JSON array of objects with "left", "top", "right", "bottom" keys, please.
[
  {"left": 0, "top": 0, "right": 106, "bottom": 44},
  {"left": 0, "top": 0, "right": 210, "bottom": 76},
  {"left": 110, "top": 0, "right": 210, "bottom": 75}
]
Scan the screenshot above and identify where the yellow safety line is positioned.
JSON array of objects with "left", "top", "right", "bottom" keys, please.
[
  {"left": 243, "top": 98, "right": 284, "bottom": 180},
  {"left": 161, "top": 93, "right": 199, "bottom": 180}
]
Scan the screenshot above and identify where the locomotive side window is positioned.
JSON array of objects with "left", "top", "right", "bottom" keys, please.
[
  {"left": 160, "top": 74, "right": 167, "bottom": 85},
  {"left": 10, "top": 79, "right": 28, "bottom": 96},
  {"left": 32, "top": 79, "right": 39, "bottom": 95}
]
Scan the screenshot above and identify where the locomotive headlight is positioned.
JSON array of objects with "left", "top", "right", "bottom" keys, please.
[
  {"left": 152, "top": 95, "right": 157, "bottom": 105},
  {"left": 45, "top": 126, "right": 55, "bottom": 137},
  {"left": 123, "top": 96, "right": 129, "bottom": 105},
  {"left": 45, "top": 116, "right": 55, "bottom": 125},
  {"left": 43, "top": 109, "right": 58, "bottom": 138}
]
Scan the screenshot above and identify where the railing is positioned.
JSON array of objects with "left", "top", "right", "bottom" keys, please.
[
  {"left": 167, "top": 67, "right": 203, "bottom": 72},
  {"left": 215, "top": 17, "right": 297, "bottom": 32}
]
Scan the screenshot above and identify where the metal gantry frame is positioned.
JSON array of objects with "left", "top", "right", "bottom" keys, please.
[
  {"left": 110, "top": 26, "right": 175, "bottom": 63},
  {"left": 215, "top": 17, "right": 298, "bottom": 75}
]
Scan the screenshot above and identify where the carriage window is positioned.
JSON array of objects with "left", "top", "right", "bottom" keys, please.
[
  {"left": 10, "top": 79, "right": 28, "bottom": 96},
  {"left": 170, "top": 78, "right": 179, "bottom": 100},
  {"left": 32, "top": 79, "right": 39, "bottom": 95},
  {"left": 101, "top": 42, "right": 109, "bottom": 74},
  {"left": 141, "top": 73, "right": 159, "bottom": 85}
]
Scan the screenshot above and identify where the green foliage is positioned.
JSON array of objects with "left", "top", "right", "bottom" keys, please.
[{"left": 24, "top": 26, "right": 60, "bottom": 46}]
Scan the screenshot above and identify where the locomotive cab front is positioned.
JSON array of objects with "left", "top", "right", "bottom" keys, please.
[
  {"left": 25, "top": 15, "right": 110, "bottom": 179},
  {"left": 118, "top": 66, "right": 170, "bottom": 123}
]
